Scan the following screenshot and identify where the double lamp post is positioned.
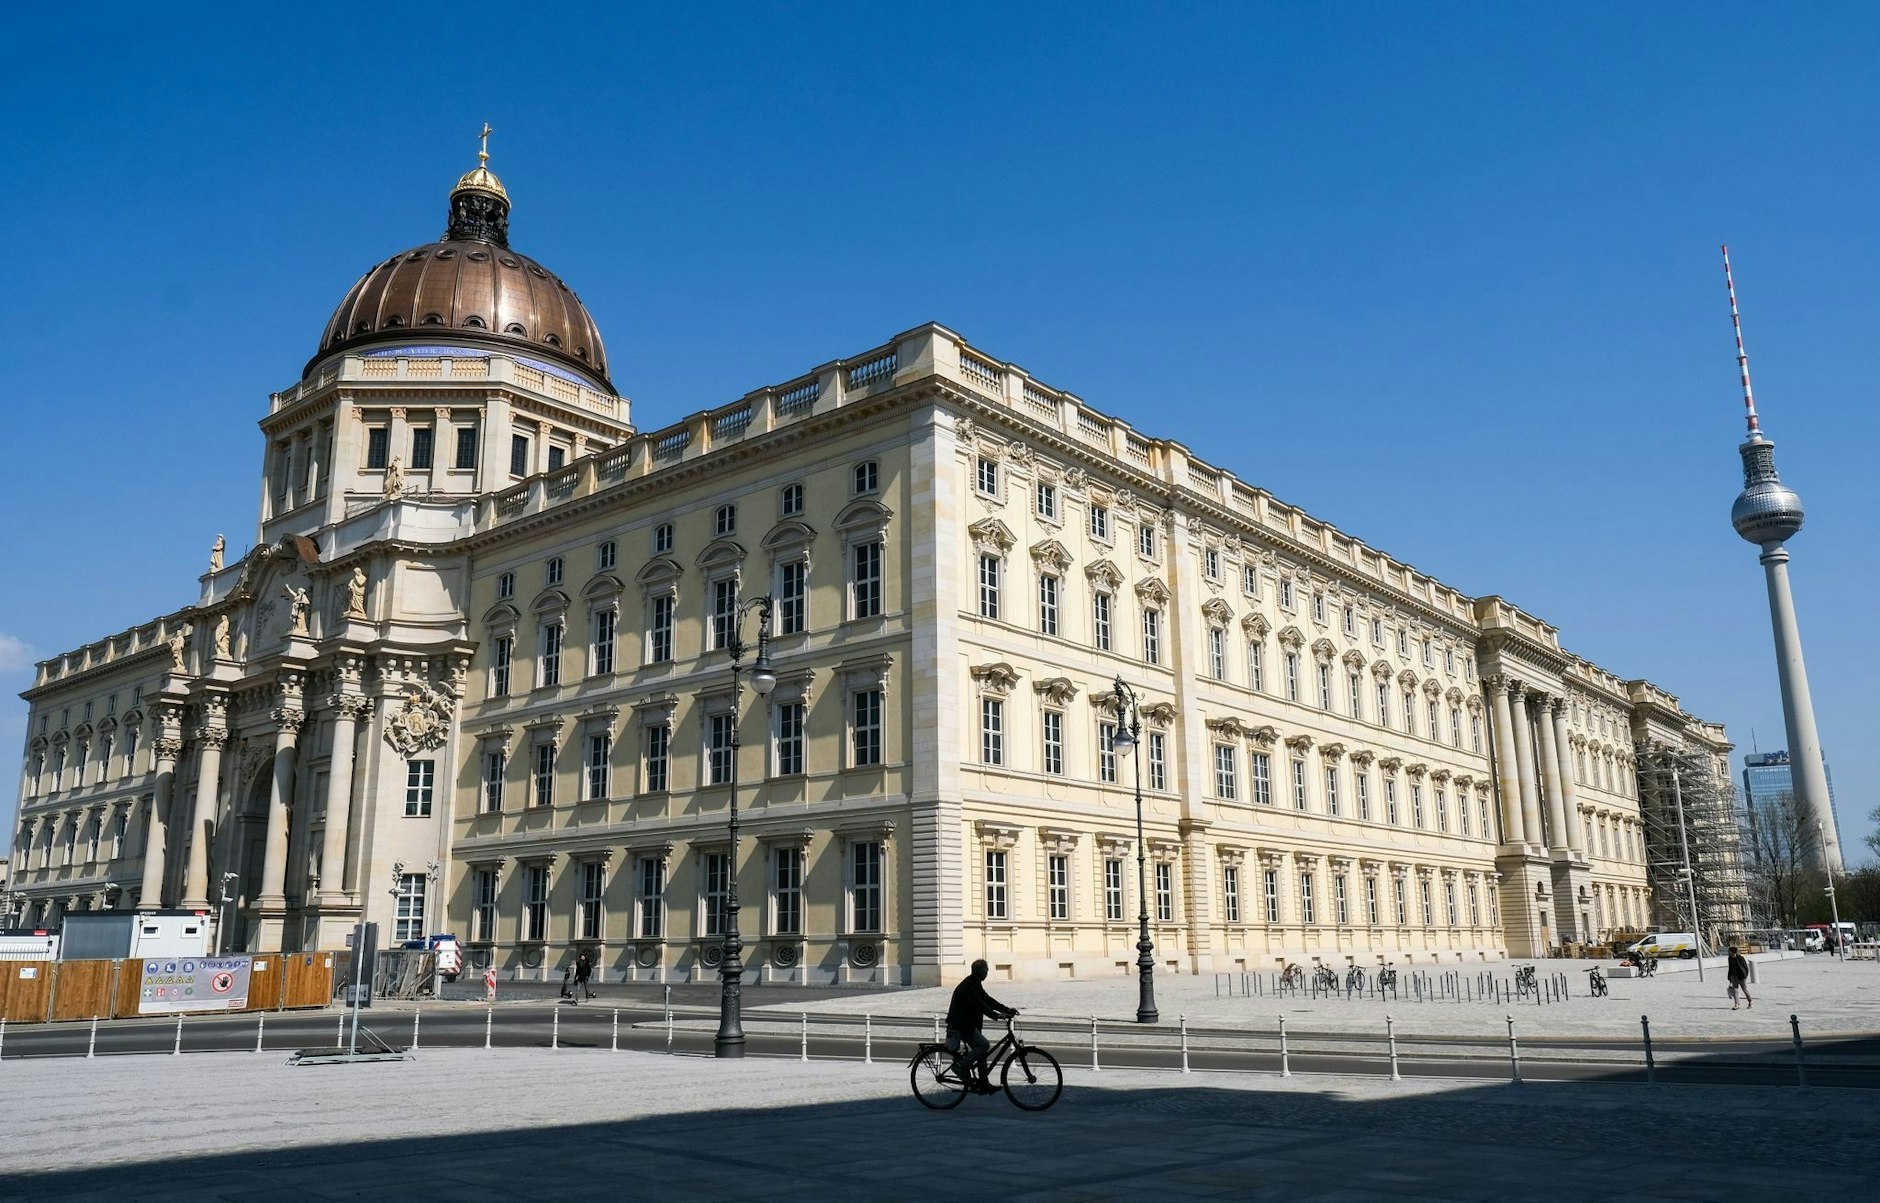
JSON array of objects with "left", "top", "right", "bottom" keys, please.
[
  {"left": 714, "top": 589, "right": 777, "bottom": 1058},
  {"left": 1108, "top": 676, "right": 1159, "bottom": 1025}
]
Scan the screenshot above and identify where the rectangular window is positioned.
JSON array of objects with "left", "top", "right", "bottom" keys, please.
[
  {"left": 1291, "top": 759, "right": 1308, "bottom": 809},
  {"left": 1089, "top": 504, "right": 1110, "bottom": 540},
  {"left": 778, "top": 560, "right": 808, "bottom": 634},
  {"left": 1209, "top": 628, "right": 1226, "bottom": 680},
  {"left": 404, "top": 759, "right": 434, "bottom": 817},
  {"left": 1356, "top": 771, "right": 1371, "bottom": 821},
  {"left": 1404, "top": 692, "right": 1416, "bottom": 734},
  {"left": 1048, "top": 854, "right": 1069, "bottom": 921},
  {"left": 1138, "top": 525, "right": 1156, "bottom": 558},
  {"left": 852, "top": 842, "right": 883, "bottom": 931},
  {"left": 1445, "top": 880, "right": 1458, "bottom": 927},
  {"left": 586, "top": 734, "right": 611, "bottom": 800},
  {"left": 1223, "top": 865, "right": 1241, "bottom": 923},
  {"left": 1471, "top": 714, "right": 1483, "bottom": 753},
  {"left": 1038, "top": 574, "right": 1059, "bottom": 636},
  {"left": 708, "top": 713, "right": 735, "bottom": 785},
  {"left": 1098, "top": 721, "right": 1117, "bottom": 783},
  {"left": 1311, "top": 592, "right": 1325, "bottom": 623},
  {"left": 1285, "top": 653, "right": 1300, "bottom": 702},
  {"left": 1468, "top": 881, "right": 1480, "bottom": 926},
  {"left": 1396, "top": 877, "right": 1408, "bottom": 926},
  {"left": 510, "top": 434, "right": 530, "bottom": 477},
  {"left": 1249, "top": 642, "right": 1264, "bottom": 691},
  {"left": 410, "top": 427, "right": 435, "bottom": 471},
  {"left": 1385, "top": 779, "right": 1399, "bottom": 824},
  {"left": 1317, "top": 664, "right": 1332, "bottom": 710},
  {"left": 978, "top": 555, "right": 1000, "bottom": 620},
  {"left": 579, "top": 862, "right": 605, "bottom": 940},
  {"left": 112, "top": 811, "right": 127, "bottom": 858},
  {"left": 1243, "top": 566, "right": 1260, "bottom": 596},
  {"left": 1036, "top": 480, "right": 1057, "bottom": 519},
  {"left": 1105, "top": 859, "right": 1124, "bottom": 922},
  {"left": 703, "top": 852, "right": 729, "bottom": 937},
  {"left": 714, "top": 504, "right": 736, "bottom": 536},
  {"left": 645, "top": 725, "right": 670, "bottom": 792},
  {"left": 1435, "top": 786, "right": 1448, "bottom": 833},
  {"left": 367, "top": 427, "right": 390, "bottom": 470},
  {"left": 539, "top": 622, "right": 562, "bottom": 687},
  {"left": 1280, "top": 579, "right": 1294, "bottom": 610},
  {"left": 1366, "top": 876, "right": 1380, "bottom": 925},
  {"left": 395, "top": 873, "right": 426, "bottom": 942},
  {"left": 499, "top": 571, "right": 515, "bottom": 599},
  {"left": 985, "top": 850, "right": 1008, "bottom": 919},
  {"left": 1349, "top": 672, "right": 1363, "bottom": 719},
  {"left": 1155, "top": 861, "right": 1173, "bottom": 923},
  {"left": 653, "top": 523, "right": 673, "bottom": 553},
  {"left": 1420, "top": 879, "right": 1434, "bottom": 927},
  {"left": 1377, "top": 683, "right": 1390, "bottom": 726},
  {"left": 852, "top": 689, "right": 883, "bottom": 766},
  {"left": 1142, "top": 609, "right": 1161, "bottom": 665},
  {"left": 1324, "top": 765, "right": 1340, "bottom": 816},
  {"left": 525, "top": 865, "right": 549, "bottom": 942},
  {"left": 598, "top": 540, "right": 617, "bottom": 571},
  {"left": 711, "top": 578, "right": 737, "bottom": 650},
  {"left": 1092, "top": 592, "right": 1112, "bottom": 651},
  {"left": 852, "top": 541, "right": 883, "bottom": 619},
  {"left": 1041, "top": 710, "right": 1063, "bottom": 775},
  {"left": 1371, "top": 617, "right": 1384, "bottom": 644},
  {"left": 1343, "top": 605, "right": 1356, "bottom": 635},
  {"left": 1411, "top": 783, "right": 1425, "bottom": 828},
  {"left": 1251, "top": 752, "right": 1272, "bottom": 806},
  {"left": 454, "top": 425, "right": 479, "bottom": 469},
  {"left": 774, "top": 848, "right": 803, "bottom": 934},
  {"left": 1148, "top": 731, "right": 1167, "bottom": 791},
  {"left": 1461, "top": 796, "right": 1473, "bottom": 837},
  {"left": 1335, "top": 875, "right": 1350, "bottom": 926},
  {"left": 781, "top": 483, "right": 804, "bottom": 515},
  {"left": 1428, "top": 699, "right": 1440, "bottom": 740},
  {"left": 473, "top": 869, "right": 498, "bottom": 943},
  {"left": 980, "top": 698, "right": 1004, "bottom": 766},
  {"left": 976, "top": 456, "right": 999, "bottom": 495},
  {"left": 638, "top": 857, "right": 666, "bottom": 938},
  {"left": 1299, "top": 871, "right": 1316, "bottom": 924},
  {"left": 547, "top": 557, "right": 564, "bottom": 586},
  {"left": 1264, "top": 869, "right": 1280, "bottom": 923},
  {"left": 649, "top": 594, "right": 674, "bottom": 663},
  {"left": 547, "top": 445, "right": 566, "bottom": 471},
  {"left": 1450, "top": 708, "right": 1463, "bottom": 747},
  {"left": 592, "top": 608, "right": 616, "bottom": 676},
  {"left": 1214, "top": 744, "right": 1237, "bottom": 800},
  {"left": 533, "top": 743, "right": 555, "bottom": 807},
  {"left": 1203, "top": 548, "right": 1220, "bottom": 579},
  {"left": 853, "top": 460, "right": 879, "bottom": 494},
  {"left": 775, "top": 701, "right": 805, "bottom": 776},
  {"left": 458, "top": 741, "right": 498, "bottom": 814}
]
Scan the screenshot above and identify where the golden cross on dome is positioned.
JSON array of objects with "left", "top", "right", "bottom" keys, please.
[{"left": 478, "top": 122, "right": 492, "bottom": 166}]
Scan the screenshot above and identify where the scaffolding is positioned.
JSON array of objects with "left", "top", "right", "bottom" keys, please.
[{"left": 1636, "top": 744, "right": 1756, "bottom": 946}]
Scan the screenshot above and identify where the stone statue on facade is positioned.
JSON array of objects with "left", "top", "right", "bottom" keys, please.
[
  {"left": 345, "top": 566, "right": 368, "bottom": 618},
  {"left": 383, "top": 457, "right": 405, "bottom": 499},
  {"left": 282, "top": 584, "right": 311, "bottom": 634},
  {"left": 167, "top": 625, "right": 191, "bottom": 670},
  {"left": 209, "top": 534, "right": 225, "bottom": 573},
  {"left": 213, "top": 614, "right": 232, "bottom": 658}
]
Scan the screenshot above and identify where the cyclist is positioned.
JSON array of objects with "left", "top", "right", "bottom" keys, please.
[{"left": 946, "top": 959, "right": 1018, "bottom": 1094}]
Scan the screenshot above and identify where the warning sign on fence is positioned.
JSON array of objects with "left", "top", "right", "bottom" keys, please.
[{"left": 139, "top": 956, "right": 252, "bottom": 1014}]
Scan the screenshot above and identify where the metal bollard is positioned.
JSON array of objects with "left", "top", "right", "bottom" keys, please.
[
  {"left": 801, "top": 1012, "right": 810, "bottom": 1062},
  {"left": 174, "top": 1013, "right": 184, "bottom": 1056},
  {"left": 552, "top": 1005, "right": 560, "bottom": 1050},
  {"left": 612, "top": 1009, "right": 620, "bottom": 1052},
  {"left": 1506, "top": 1015, "right": 1521, "bottom": 1083},
  {"left": 1279, "top": 1016, "right": 1291, "bottom": 1078},
  {"left": 87, "top": 1015, "right": 98, "bottom": 1059},
  {"left": 256, "top": 1014, "right": 265, "bottom": 1054},
  {"left": 665, "top": 987, "right": 674, "bottom": 1053},
  {"left": 1091, "top": 1016, "right": 1101, "bottom": 1072},
  {"left": 412, "top": 1008, "right": 421, "bottom": 1051},
  {"left": 1180, "top": 1015, "right": 1190, "bottom": 1074},
  {"left": 865, "top": 1013, "right": 873, "bottom": 1065},
  {"left": 336, "top": 1008, "right": 345, "bottom": 1047},
  {"left": 1791, "top": 1014, "right": 1807, "bottom": 1087},
  {"left": 934, "top": 1014, "right": 941, "bottom": 1042},
  {"left": 1387, "top": 1015, "right": 1400, "bottom": 1081},
  {"left": 485, "top": 1005, "right": 493, "bottom": 1050},
  {"left": 1641, "top": 1015, "right": 1656, "bottom": 1084},
  {"left": 2, "top": 1015, "right": 8, "bottom": 1061}
]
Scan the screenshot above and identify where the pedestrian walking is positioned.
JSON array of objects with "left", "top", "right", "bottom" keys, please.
[
  {"left": 574, "top": 948, "right": 596, "bottom": 1001},
  {"left": 1726, "top": 945, "right": 1753, "bottom": 1010},
  {"left": 483, "top": 965, "right": 498, "bottom": 1003}
]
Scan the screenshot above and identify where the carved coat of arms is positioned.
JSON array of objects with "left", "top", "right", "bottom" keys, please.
[{"left": 384, "top": 683, "right": 455, "bottom": 756}]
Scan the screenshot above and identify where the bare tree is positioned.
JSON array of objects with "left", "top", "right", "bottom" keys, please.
[
  {"left": 1867, "top": 803, "right": 1880, "bottom": 863},
  {"left": 1741, "top": 789, "right": 1821, "bottom": 930}
]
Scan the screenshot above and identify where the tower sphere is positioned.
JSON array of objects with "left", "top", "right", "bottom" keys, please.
[{"left": 1731, "top": 438, "right": 1805, "bottom": 545}]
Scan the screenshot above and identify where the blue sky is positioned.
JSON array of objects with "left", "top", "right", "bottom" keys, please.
[{"left": 2, "top": 4, "right": 1875, "bottom": 862}]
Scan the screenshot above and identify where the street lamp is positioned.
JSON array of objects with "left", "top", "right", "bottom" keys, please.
[
  {"left": 1108, "top": 676, "right": 1159, "bottom": 1024},
  {"left": 716, "top": 588, "right": 777, "bottom": 1058}
]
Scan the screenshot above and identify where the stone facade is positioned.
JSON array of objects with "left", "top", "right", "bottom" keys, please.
[{"left": 9, "top": 172, "right": 1733, "bottom": 984}]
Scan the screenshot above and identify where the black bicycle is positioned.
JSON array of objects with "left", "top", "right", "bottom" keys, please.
[
  {"left": 1514, "top": 964, "right": 1538, "bottom": 992},
  {"left": 1586, "top": 966, "right": 1608, "bottom": 997},
  {"left": 1377, "top": 964, "right": 1398, "bottom": 991},
  {"left": 910, "top": 1016, "right": 1063, "bottom": 1111},
  {"left": 1313, "top": 964, "right": 1340, "bottom": 991},
  {"left": 1345, "top": 965, "right": 1367, "bottom": 992}
]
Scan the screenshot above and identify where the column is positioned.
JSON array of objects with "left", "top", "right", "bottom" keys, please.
[
  {"left": 1535, "top": 694, "right": 1572, "bottom": 857},
  {"left": 1508, "top": 684, "right": 1544, "bottom": 851},
  {"left": 136, "top": 736, "right": 183, "bottom": 906},
  {"left": 1550, "top": 701, "right": 1585, "bottom": 857},
  {"left": 318, "top": 697, "right": 366, "bottom": 905},
  {"left": 256, "top": 708, "right": 305, "bottom": 910},
  {"left": 179, "top": 721, "right": 228, "bottom": 911},
  {"left": 1488, "top": 679, "right": 1526, "bottom": 847}
]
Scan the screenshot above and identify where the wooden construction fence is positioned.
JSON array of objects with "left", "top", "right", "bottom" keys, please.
[{"left": 0, "top": 953, "right": 337, "bottom": 1024}]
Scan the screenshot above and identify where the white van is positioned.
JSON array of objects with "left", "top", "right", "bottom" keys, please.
[{"left": 1628, "top": 932, "right": 1698, "bottom": 960}]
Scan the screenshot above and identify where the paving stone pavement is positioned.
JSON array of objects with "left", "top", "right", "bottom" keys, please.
[{"left": 1, "top": 1048, "right": 1874, "bottom": 1201}]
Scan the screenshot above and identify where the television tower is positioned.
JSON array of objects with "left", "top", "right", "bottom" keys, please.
[{"left": 1723, "top": 247, "right": 1843, "bottom": 871}]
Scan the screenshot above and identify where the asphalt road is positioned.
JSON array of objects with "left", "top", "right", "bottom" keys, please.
[{"left": 5, "top": 1004, "right": 1876, "bottom": 1089}]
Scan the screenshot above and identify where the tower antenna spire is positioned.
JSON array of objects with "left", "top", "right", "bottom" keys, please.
[{"left": 1722, "top": 244, "right": 1762, "bottom": 436}]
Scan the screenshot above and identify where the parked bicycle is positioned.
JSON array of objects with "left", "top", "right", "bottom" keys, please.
[
  {"left": 1622, "top": 953, "right": 1658, "bottom": 978},
  {"left": 1345, "top": 965, "right": 1366, "bottom": 993},
  {"left": 1279, "top": 962, "right": 1306, "bottom": 990},
  {"left": 1313, "top": 964, "right": 1340, "bottom": 991},
  {"left": 910, "top": 1016, "right": 1063, "bottom": 1111},
  {"left": 1586, "top": 966, "right": 1608, "bottom": 997},
  {"left": 1376, "top": 963, "right": 1398, "bottom": 991},
  {"left": 1513, "top": 964, "right": 1538, "bottom": 992}
]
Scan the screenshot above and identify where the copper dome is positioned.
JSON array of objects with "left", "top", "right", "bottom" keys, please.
[{"left": 308, "top": 159, "right": 612, "bottom": 392}]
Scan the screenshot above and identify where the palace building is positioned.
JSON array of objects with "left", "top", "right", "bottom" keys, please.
[{"left": 10, "top": 152, "right": 1740, "bottom": 984}]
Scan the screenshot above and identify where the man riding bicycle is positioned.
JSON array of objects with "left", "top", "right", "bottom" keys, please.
[{"left": 947, "top": 959, "right": 1017, "bottom": 1093}]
